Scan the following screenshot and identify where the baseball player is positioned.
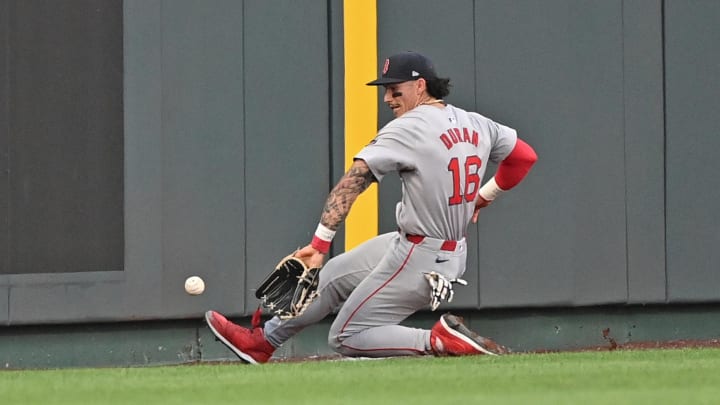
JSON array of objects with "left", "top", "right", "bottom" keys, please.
[{"left": 206, "top": 51, "right": 537, "bottom": 364}]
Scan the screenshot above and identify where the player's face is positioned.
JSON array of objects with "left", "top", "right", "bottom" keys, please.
[{"left": 383, "top": 80, "right": 422, "bottom": 118}]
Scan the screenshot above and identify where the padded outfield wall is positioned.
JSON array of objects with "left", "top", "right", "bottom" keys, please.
[{"left": 0, "top": 0, "right": 719, "bottom": 366}]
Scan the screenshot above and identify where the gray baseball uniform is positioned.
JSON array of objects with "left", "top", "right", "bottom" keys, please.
[{"left": 263, "top": 103, "right": 516, "bottom": 356}]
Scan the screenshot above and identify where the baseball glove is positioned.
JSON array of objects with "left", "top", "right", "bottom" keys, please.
[{"left": 255, "top": 254, "right": 320, "bottom": 319}]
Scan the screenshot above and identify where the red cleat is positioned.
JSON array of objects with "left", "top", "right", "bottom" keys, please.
[
  {"left": 205, "top": 310, "right": 275, "bottom": 364},
  {"left": 430, "top": 313, "right": 508, "bottom": 356}
]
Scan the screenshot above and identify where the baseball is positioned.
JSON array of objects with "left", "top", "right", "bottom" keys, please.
[{"left": 184, "top": 276, "right": 205, "bottom": 295}]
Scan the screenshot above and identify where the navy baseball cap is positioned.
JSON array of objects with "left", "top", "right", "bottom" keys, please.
[{"left": 366, "top": 51, "right": 438, "bottom": 86}]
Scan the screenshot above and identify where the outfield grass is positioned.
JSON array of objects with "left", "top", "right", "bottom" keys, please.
[{"left": 2, "top": 348, "right": 720, "bottom": 404}]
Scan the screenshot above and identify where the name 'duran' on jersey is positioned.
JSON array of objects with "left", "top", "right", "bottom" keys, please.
[{"left": 439, "top": 127, "right": 479, "bottom": 150}]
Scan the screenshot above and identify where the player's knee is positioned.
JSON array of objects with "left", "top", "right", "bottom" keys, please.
[
  {"left": 327, "top": 326, "right": 356, "bottom": 355},
  {"left": 328, "top": 326, "right": 368, "bottom": 356},
  {"left": 328, "top": 335, "right": 358, "bottom": 357},
  {"left": 327, "top": 328, "right": 344, "bottom": 353}
]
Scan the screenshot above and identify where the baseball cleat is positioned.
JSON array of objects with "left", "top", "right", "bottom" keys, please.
[
  {"left": 430, "top": 313, "right": 509, "bottom": 356},
  {"left": 205, "top": 310, "right": 275, "bottom": 364}
]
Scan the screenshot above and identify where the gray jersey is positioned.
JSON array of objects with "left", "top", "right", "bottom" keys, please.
[{"left": 355, "top": 104, "right": 517, "bottom": 241}]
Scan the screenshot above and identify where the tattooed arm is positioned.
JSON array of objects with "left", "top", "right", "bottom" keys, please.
[
  {"left": 320, "top": 159, "right": 376, "bottom": 231},
  {"left": 294, "top": 159, "right": 376, "bottom": 267}
]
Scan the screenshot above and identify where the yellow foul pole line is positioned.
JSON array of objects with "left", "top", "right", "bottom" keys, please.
[{"left": 343, "top": 0, "right": 378, "bottom": 251}]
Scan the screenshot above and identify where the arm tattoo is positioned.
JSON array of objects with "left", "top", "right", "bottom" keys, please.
[{"left": 320, "top": 160, "right": 376, "bottom": 230}]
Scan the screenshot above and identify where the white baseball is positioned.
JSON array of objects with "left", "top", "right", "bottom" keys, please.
[{"left": 184, "top": 276, "right": 205, "bottom": 295}]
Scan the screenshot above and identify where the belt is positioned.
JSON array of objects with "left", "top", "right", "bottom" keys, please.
[{"left": 405, "top": 234, "right": 458, "bottom": 251}]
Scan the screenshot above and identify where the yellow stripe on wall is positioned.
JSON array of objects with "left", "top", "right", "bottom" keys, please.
[{"left": 343, "top": 0, "right": 378, "bottom": 251}]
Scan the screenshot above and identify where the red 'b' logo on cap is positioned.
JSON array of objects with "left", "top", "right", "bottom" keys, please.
[{"left": 382, "top": 58, "right": 390, "bottom": 75}]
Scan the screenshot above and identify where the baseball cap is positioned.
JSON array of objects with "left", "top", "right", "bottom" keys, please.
[{"left": 366, "top": 51, "right": 438, "bottom": 86}]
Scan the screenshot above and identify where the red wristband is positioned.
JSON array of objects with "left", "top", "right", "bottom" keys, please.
[{"left": 311, "top": 235, "right": 331, "bottom": 254}]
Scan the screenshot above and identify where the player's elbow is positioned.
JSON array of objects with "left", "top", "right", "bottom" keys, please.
[
  {"left": 525, "top": 144, "right": 538, "bottom": 166},
  {"left": 513, "top": 138, "right": 538, "bottom": 165},
  {"left": 495, "top": 139, "right": 538, "bottom": 190}
]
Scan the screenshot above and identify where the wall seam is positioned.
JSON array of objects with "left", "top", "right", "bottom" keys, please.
[
  {"left": 159, "top": 0, "right": 167, "bottom": 308},
  {"left": 621, "top": 0, "right": 630, "bottom": 303},
  {"left": 660, "top": 0, "right": 669, "bottom": 303},
  {"left": 472, "top": 0, "right": 481, "bottom": 309},
  {"left": 3, "top": 0, "right": 11, "bottom": 313},
  {"left": 327, "top": 0, "right": 334, "bottom": 197},
  {"left": 241, "top": 0, "right": 248, "bottom": 315}
]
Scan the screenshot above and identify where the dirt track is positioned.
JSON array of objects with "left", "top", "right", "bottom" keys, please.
[
  {"left": 585, "top": 338, "right": 720, "bottom": 351},
  {"left": 266, "top": 338, "right": 720, "bottom": 363}
]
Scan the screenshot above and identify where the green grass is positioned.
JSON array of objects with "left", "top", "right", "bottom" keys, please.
[{"left": 3, "top": 348, "right": 720, "bottom": 404}]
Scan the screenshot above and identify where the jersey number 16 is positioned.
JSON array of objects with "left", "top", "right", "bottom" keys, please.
[{"left": 447, "top": 155, "right": 482, "bottom": 205}]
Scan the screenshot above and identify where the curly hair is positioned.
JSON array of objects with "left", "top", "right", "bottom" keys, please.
[{"left": 426, "top": 77, "right": 451, "bottom": 99}]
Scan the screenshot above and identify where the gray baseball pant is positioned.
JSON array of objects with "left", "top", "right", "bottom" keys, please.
[{"left": 263, "top": 231, "right": 467, "bottom": 357}]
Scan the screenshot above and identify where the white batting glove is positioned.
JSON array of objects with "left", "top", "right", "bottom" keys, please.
[{"left": 423, "top": 271, "right": 468, "bottom": 311}]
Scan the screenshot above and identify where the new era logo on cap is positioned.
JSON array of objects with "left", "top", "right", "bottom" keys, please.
[{"left": 367, "top": 51, "right": 438, "bottom": 86}]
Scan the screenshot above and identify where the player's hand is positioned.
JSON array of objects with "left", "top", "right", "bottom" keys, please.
[
  {"left": 294, "top": 244, "right": 326, "bottom": 269},
  {"left": 472, "top": 196, "right": 492, "bottom": 223}
]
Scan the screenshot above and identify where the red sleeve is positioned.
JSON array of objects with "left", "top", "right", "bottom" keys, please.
[{"left": 494, "top": 139, "right": 538, "bottom": 190}]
